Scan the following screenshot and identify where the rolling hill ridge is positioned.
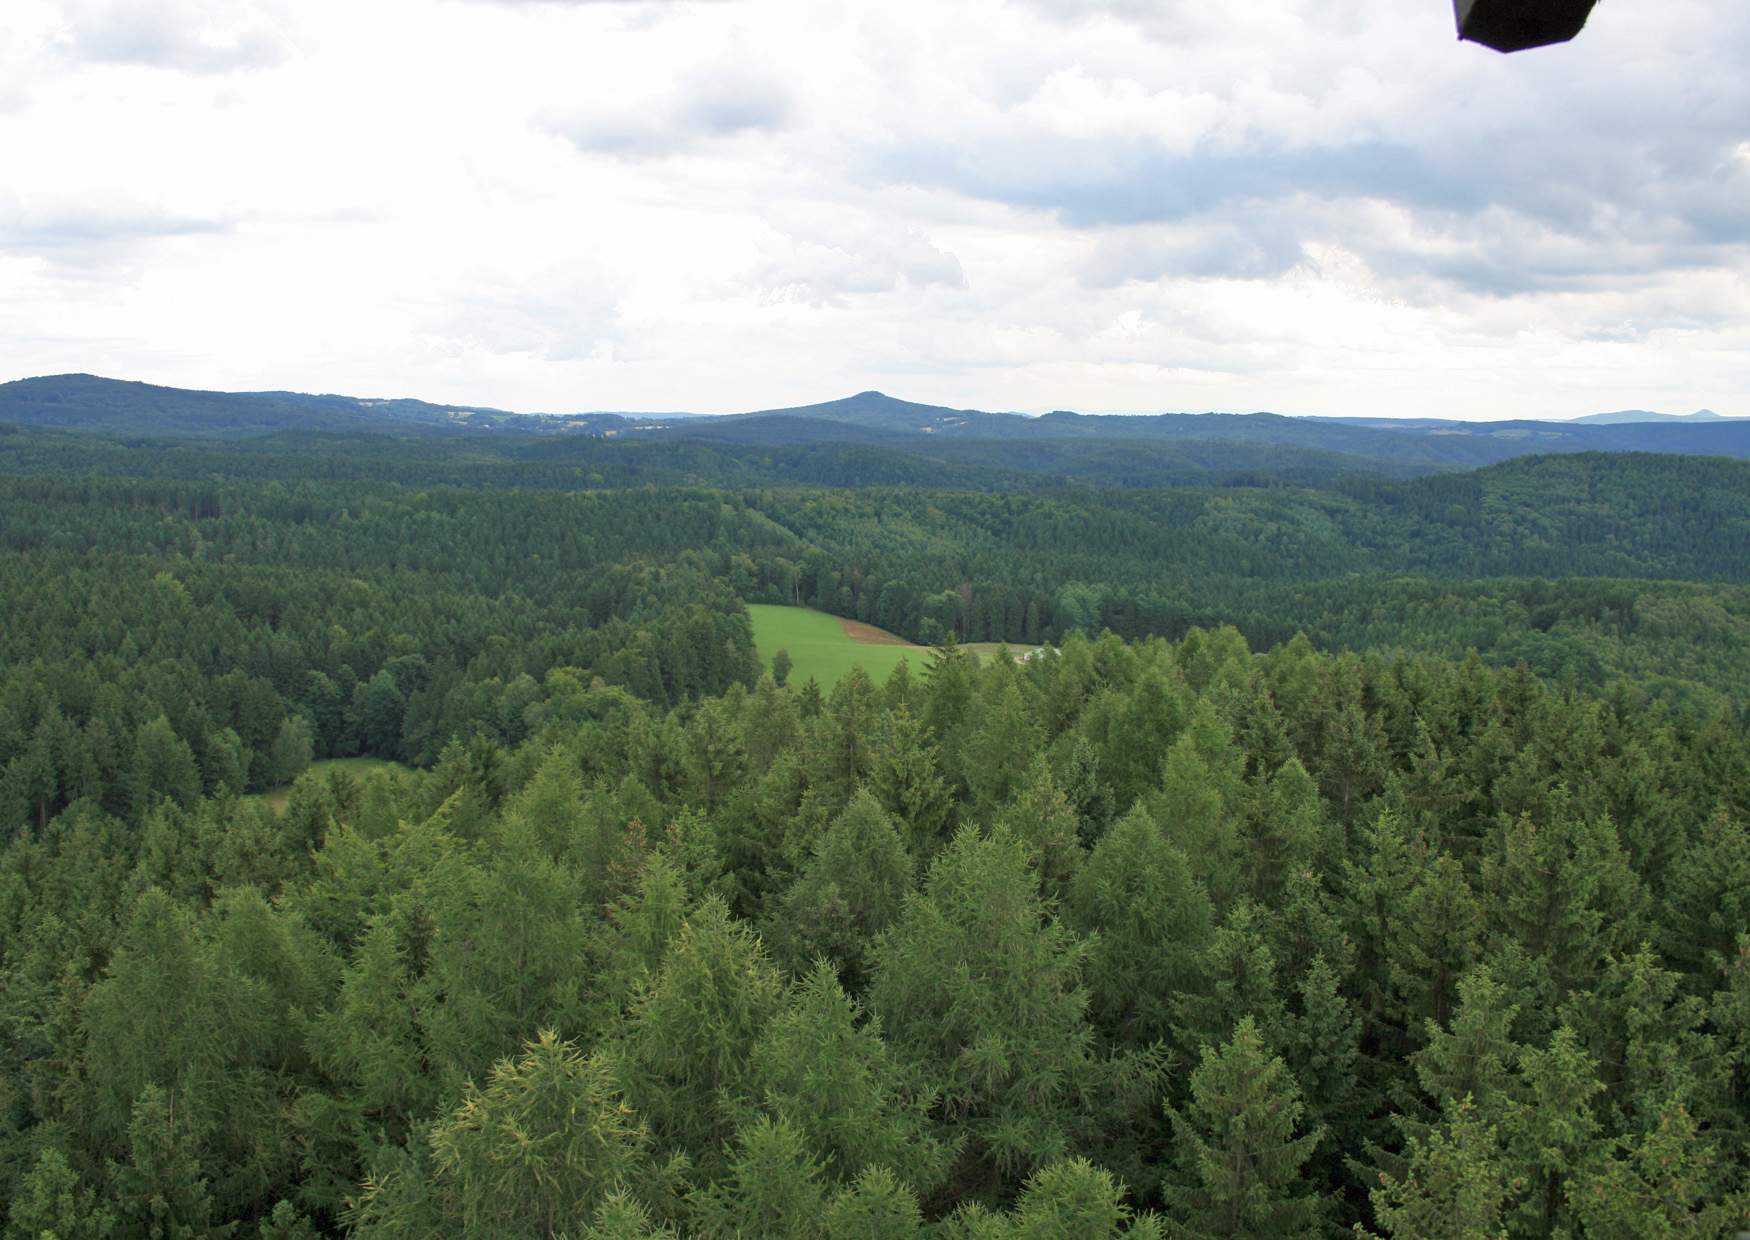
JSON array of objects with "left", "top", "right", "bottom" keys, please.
[{"left": 3, "top": 375, "right": 1746, "bottom": 484}]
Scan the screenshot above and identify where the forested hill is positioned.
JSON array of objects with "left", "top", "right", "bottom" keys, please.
[
  {"left": 2, "top": 393, "right": 1749, "bottom": 1235},
  {"left": 0, "top": 419, "right": 1449, "bottom": 490},
  {"left": 2, "top": 451, "right": 1743, "bottom": 587},
  {"left": 0, "top": 374, "right": 634, "bottom": 439},
  {"left": 1343, "top": 452, "right": 1750, "bottom": 581},
  {"left": 1, "top": 449, "right": 1746, "bottom": 714},
  {"left": 5, "top": 374, "right": 1748, "bottom": 481}
]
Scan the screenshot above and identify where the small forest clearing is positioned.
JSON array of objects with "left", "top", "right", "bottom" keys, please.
[
  {"left": 748, "top": 604, "right": 1041, "bottom": 689},
  {"left": 749, "top": 604, "right": 923, "bottom": 688}
]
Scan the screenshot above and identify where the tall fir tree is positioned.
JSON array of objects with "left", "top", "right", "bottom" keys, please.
[{"left": 1160, "top": 1016, "right": 1326, "bottom": 1239}]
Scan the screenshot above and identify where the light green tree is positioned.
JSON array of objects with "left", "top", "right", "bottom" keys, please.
[
  {"left": 688, "top": 1115, "right": 826, "bottom": 1240},
  {"left": 869, "top": 826, "right": 1095, "bottom": 1187},
  {"left": 614, "top": 897, "right": 785, "bottom": 1178},
  {"left": 821, "top": 1167, "right": 925, "bottom": 1240},
  {"left": 1365, "top": 1096, "right": 1516, "bottom": 1240},
  {"left": 992, "top": 756, "right": 1084, "bottom": 903},
  {"left": 4, "top": 1146, "right": 116, "bottom": 1240},
  {"left": 1161, "top": 1016, "right": 1326, "bottom": 1239},
  {"left": 426, "top": 1030, "right": 664, "bottom": 1239},
  {"left": 769, "top": 789, "right": 914, "bottom": 989},
  {"left": 1070, "top": 803, "right": 1212, "bottom": 1049},
  {"left": 748, "top": 960, "right": 953, "bottom": 1193}
]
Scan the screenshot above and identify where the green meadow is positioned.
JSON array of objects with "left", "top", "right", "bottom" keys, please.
[
  {"left": 747, "top": 605, "right": 1043, "bottom": 690},
  {"left": 747, "top": 604, "right": 924, "bottom": 690}
]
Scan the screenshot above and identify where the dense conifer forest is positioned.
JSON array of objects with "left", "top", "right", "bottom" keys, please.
[{"left": 1, "top": 424, "right": 1747, "bottom": 1236}]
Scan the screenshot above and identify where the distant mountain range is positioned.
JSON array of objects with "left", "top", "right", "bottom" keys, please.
[
  {"left": 1314, "top": 409, "right": 1734, "bottom": 429},
  {"left": 1567, "top": 408, "right": 1730, "bottom": 425},
  {"left": 2, "top": 374, "right": 1745, "bottom": 483}
]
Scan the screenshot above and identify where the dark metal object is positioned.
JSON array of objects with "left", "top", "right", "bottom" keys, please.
[{"left": 1455, "top": 0, "right": 1599, "bottom": 51}]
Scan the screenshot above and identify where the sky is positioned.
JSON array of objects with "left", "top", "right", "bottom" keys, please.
[{"left": 1, "top": 0, "right": 1747, "bottom": 419}]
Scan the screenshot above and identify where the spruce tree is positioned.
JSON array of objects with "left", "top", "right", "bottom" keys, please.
[
  {"left": 1388, "top": 852, "right": 1484, "bottom": 1035},
  {"left": 1161, "top": 1016, "right": 1325, "bottom": 1239},
  {"left": 1501, "top": 1027, "right": 1602, "bottom": 1240},
  {"left": 1568, "top": 1089, "right": 1736, "bottom": 1239},
  {"left": 1413, "top": 964, "right": 1523, "bottom": 1118},
  {"left": 1365, "top": 1096, "right": 1515, "bottom": 1240}
]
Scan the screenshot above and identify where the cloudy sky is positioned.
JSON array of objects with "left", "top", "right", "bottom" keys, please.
[{"left": 2, "top": 0, "right": 1746, "bottom": 418}]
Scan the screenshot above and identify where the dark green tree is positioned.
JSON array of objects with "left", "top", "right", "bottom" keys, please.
[
  {"left": 128, "top": 715, "right": 201, "bottom": 818},
  {"left": 112, "top": 1084, "right": 224, "bottom": 1240}
]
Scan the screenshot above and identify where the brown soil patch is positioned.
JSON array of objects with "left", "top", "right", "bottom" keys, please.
[{"left": 836, "top": 616, "right": 914, "bottom": 646}]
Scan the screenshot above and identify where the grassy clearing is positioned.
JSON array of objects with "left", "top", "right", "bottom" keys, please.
[
  {"left": 747, "top": 605, "right": 1046, "bottom": 689},
  {"left": 748, "top": 604, "right": 924, "bottom": 690},
  {"left": 251, "top": 756, "right": 409, "bottom": 815}
]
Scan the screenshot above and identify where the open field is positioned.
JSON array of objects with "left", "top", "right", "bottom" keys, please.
[
  {"left": 748, "top": 604, "right": 924, "bottom": 689},
  {"left": 747, "top": 605, "right": 1044, "bottom": 689},
  {"left": 249, "top": 756, "right": 409, "bottom": 815}
]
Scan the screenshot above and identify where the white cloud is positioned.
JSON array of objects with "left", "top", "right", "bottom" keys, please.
[
  {"left": 548, "top": 55, "right": 793, "bottom": 157},
  {"left": 0, "top": 0, "right": 1745, "bottom": 419},
  {"left": 424, "top": 260, "right": 624, "bottom": 363},
  {"left": 56, "top": 0, "right": 296, "bottom": 71},
  {"left": 749, "top": 216, "right": 967, "bottom": 306}
]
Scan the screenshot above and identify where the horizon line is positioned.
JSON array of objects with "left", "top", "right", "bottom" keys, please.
[{"left": 0, "top": 371, "right": 1736, "bottom": 426}]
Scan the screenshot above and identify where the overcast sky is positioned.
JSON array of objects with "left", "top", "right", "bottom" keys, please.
[{"left": 2, "top": 0, "right": 1746, "bottom": 418}]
